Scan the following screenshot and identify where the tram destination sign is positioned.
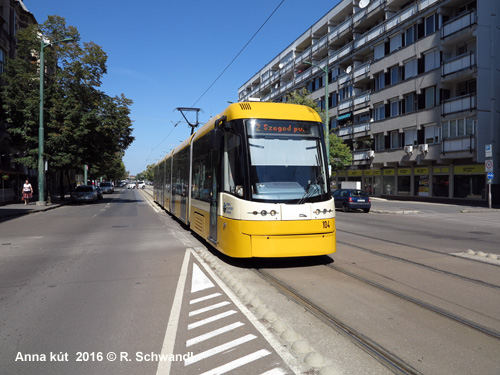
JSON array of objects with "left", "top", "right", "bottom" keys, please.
[{"left": 249, "top": 122, "right": 311, "bottom": 135}]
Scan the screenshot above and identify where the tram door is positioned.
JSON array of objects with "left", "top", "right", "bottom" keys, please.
[{"left": 209, "top": 149, "right": 219, "bottom": 244}]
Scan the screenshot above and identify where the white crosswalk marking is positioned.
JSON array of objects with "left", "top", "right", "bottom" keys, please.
[
  {"left": 198, "top": 349, "right": 272, "bottom": 375},
  {"left": 188, "top": 310, "right": 238, "bottom": 330},
  {"left": 189, "top": 301, "right": 231, "bottom": 317},
  {"left": 190, "top": 293, "right": 222, "bottom": 305},
  {"left": 184, "top": 334, "right": 257, "bottom": 366},
  {"left": 186, "top": 322, "right": 245, "bottom": 347}
]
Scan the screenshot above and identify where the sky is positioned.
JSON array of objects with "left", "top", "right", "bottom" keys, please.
[{"left": 25, "top": 0, "right": 340, "bottom": 176}]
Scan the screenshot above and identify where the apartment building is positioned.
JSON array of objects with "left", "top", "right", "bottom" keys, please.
[
  {"left": 0, "top": 0, "right": 36, "bottom": 202},
  {"left": 238, "top": 0, "right": 499, "bottom": 203}
]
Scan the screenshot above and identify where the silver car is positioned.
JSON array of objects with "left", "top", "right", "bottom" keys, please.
[
  {"left": 99, "top": 181, "right": 114, "bottom": 194},
  {"left": 71, "top": 185, "right": 98, "bottom": 203}
]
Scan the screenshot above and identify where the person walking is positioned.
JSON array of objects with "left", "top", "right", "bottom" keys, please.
[{"left": 22, "top": 179, "right": 33, "bottom": 205}]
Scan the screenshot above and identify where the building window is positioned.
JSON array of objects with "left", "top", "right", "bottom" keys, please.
[
  {"left": 405, "top": 25, "right": 415, "bottom": 45},
  {"left": 404, "top": 58, "right": 417, "bottom": 79},
  {"left": 425, "top": 14, "right": 436, "bottom": 36},
  {"left": 424, "top": 125, "right": 440, "bottom": 144},
  {"left": 442, "top": 117, "right": 475, "bottom": 138},
  {"left": 375, "top": 133, "right": 385, "bottom": 151},
  {"left": 390, "top": 66, "right": 399, "bottom": 85},
  {"left": 374, "top": 42, "right": 385, "bottom": 60},
  {"left": 374, "top": 72, "right": 385, "bottom": 91},
  {"left": 390, "top": 99, "right": 399, "bottom": 117},
  {"left": 390, "top": 34, "right": 402, "bottom": 52},
  {"left": 404, "top": 128, "right": 417, "bottom": 146},
  {"left": 373, "top": 103, "right": 385, "bottom": 121},
  {"left": 424, "top": 50, "right": 440, "bottom": 72},
  {"left": 425, "top": 86, "right": 436, "bottom": 108},
  {"left": 0, "top": 49, "right": 5, "bottom": 74},
  {"left": 390, "top": 131, "right": 402, "bottom": 149},
  {"left": 404, "top": 93, "right": 415, "bottom": 113}
]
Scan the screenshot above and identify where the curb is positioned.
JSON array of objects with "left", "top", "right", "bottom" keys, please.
[{"left": 193, "top": 247, "right": 343, "bottom": 375}]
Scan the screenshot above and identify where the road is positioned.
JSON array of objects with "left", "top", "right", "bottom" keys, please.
[
  {"left": 1, "top": 188, "right": 499, "bottom": 374},
  {"left": 0, "top": 188, "right": 293, "bottom": 375}
]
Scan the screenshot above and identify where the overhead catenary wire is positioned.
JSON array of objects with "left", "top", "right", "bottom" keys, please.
[{"left": 191, "top": 0, "right": 286, "bottom": 107}]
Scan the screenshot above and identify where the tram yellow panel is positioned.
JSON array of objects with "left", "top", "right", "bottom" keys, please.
[
  {"left": 240, "top": 218, "right": 335, "bottom": 236},
  {"left": 218, "top": 217, "right": 336, "bottom": 258}
]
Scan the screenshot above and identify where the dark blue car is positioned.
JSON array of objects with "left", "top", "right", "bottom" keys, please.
[{"left": 332, "top": 189, "right": 371, "bottom": 213}]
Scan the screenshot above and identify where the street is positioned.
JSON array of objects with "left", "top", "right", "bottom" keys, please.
[{"left": 1, "top": 188, "right": 499, "bottom": 374}]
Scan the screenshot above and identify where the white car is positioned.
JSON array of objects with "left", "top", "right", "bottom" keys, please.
[
  {"left": 137, "top": 181, "right": 146, "bottom": 189},
  {"left": 127, "top": 181, "right": 136, "bottom": 189}
]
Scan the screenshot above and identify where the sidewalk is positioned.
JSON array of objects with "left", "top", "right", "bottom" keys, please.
[{"left": 0, "top": 199, "right": 65, "bottom": 220}]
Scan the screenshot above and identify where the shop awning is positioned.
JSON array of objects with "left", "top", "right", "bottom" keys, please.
[{"left": 337, "top": 112, "right": 352, "bottom": 121}]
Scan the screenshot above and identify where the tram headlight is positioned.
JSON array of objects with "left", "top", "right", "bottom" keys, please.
[
  {"left": 270, "top": 210, "right": 277, "bottom": 216},
  {"left": 314, "top": 209, "right": 321, "bottom": 215},
  {"left": 261, "top": 210, "right": 267, "bottom": 216}
]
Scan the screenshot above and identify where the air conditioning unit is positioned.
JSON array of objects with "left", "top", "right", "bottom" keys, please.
[
  {"left": 404, "top": 145, "right": 413, "bottom": 154},
  {"left": 367, "top": 150, "right": 375, "bottom": 158},
  {"left": 419, "top": 144, "right": 428, "bottom": 153}
]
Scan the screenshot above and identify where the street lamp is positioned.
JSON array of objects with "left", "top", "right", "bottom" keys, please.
[
  {"left": 304, "top": 61, "right": 330, "bottom": 165},
  {"left": 38, "top": 36, "right": 73, "bottom": 206}
]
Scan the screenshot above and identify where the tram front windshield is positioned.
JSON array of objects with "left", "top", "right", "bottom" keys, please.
[{"left": 246, "top": 119, "right": 328, "bottom": 203}]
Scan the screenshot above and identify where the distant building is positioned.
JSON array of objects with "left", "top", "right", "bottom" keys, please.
[
  {"left": 0, "top": 0, "right": 37, "bottom": 202},
  {"left": 239, "top": 0, "right": 499, "bottom": 203}
]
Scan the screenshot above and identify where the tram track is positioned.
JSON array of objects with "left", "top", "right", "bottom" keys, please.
[
  {"left": 255, "top": 268, "right": 423, "bottom": 375},
  {"left": 336, "top": 237, "right": 500, "bottom": 291},
  {"left": 254, "top": 253, "right": 500, "bottom": 375}
]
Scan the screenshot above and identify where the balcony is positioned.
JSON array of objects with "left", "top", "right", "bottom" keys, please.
[
  {"left": 441, "top": 10, "right": 476, "bottom": 39},
  {"left": 442, "top": 135, "right": 475, "bottom": 155},
  {"left": 354, "top": 91, "right": 371, "bottom": 107},
  {"left": 352, "top": 149, "right": 373, "bottom": 162},
  {"left": 353, "top": 62, "right": 371, "bottom": 82},
  {"left": 442, "top": 52, "right": 475, "bottom": 77},
  {"left": 442, "top": 94, "right": 476, "bottom": 115}
]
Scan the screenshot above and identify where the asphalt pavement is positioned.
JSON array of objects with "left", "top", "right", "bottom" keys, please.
[{"left": 0, "top": 192, "right": 497, "bottom": 220}]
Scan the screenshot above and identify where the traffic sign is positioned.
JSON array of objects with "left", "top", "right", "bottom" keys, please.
[
  {"left": 487, "top": 172, "right": 494, "bottom": 180},
  {"left": 485, "top": 160, "right": 493, "bottom": 172}
]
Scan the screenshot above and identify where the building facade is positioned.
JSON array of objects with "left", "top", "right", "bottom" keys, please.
[
  {"left": 0, "top": 0, "right": 36, "bottom": 202},
  {"left": 238, "top": 0, "right": 500, "bottom": 203}
]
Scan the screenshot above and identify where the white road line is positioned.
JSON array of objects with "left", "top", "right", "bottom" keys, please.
[
  {"left": 198, "top": 349, "right": 272, "bottom": 375},
  {"left": 190, "top": 293, "right": 222, "bottom": 305},
  {"left": 155, "top": 249, "right": 191, "bottom": 375},
  {"left": 184, "top": 334, "right": 257, "bottom": 366},
  {"left": 191, "top": 250, "right": 301, "bottom": 375},
  {"left": 260, "top": 368, "right": 288, "bottom": 375},
  {"left": 186, "top": 322, "right": 245, "bottom": 347},
  {"left": 191, "top": 263, "right": 215, "bottom": 292},
  {"left": 189, "top": 301, "right": 231, "bottom": 317},
  {"left": 188, "top": 310, "right": 238, "bottom": 330}
]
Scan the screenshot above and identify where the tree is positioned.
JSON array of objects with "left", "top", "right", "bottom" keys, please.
[
  {"left": 1, "top": 16, "right": 134, "bottom": 197},
  {"left": 284, "top": 88, "right": 351, "bottom": 172}
]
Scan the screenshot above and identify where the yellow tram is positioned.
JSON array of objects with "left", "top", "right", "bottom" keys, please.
[{"left": 154, "top": 102, "right": 336, "bottom": 257}]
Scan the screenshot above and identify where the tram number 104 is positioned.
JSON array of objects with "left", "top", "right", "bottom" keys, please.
[{"left": 322, "top": 221, "right": 331, "bottom": 229}]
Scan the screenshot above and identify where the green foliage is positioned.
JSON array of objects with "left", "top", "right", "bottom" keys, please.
[
  {"left": 329, "top": 134, "right": 352, "bottom": 172},
  {"left": 284, "top": 88, "right": 351, "bottom": 172},
  {"left": 1, "top": 15, "right": 134, "bottom": 178}
]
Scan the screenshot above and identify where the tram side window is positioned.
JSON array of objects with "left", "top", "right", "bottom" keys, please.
[
  {"left": 223, "top": 132, "right": 244, "bottom": 197},
  {"left": 192, "top": 134, "right": 213, "bottom": 202}
]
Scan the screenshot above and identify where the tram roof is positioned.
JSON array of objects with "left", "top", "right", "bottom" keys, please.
[{"left": 168, "top": 102, "right": 322, "bottom": 158}]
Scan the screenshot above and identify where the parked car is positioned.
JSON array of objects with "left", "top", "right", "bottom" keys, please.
[
  {"left": 95, "top": 186, "right": 103, "bottom": 200},
  {"left": 71, "top": 185, "right": 98, "bottom": 203},
  {"left": 332, "top": 189, "right": 371, "bottom": 213},
  {"left": 137, "top": 181, "right": 146, "bottom": 189},
  {"left": 99, "top": 181, "right": 114, "bottom": 194}
]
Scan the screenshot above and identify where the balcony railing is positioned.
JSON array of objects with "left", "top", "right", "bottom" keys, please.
[
  {"left": 442, "top": 94, "right": 476, "bottom": 115},
  {"left": 442, "top": 10, "right": 476, "bottom": 39},
  {"left": 442, "top": 135, "right": 475, "bottom": 154},
  {"left": 354, "top": 91, "right": 371, "bottom": 106},
  {"left": 442, "top": 52, "right": 475, "bottom": 76}
]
